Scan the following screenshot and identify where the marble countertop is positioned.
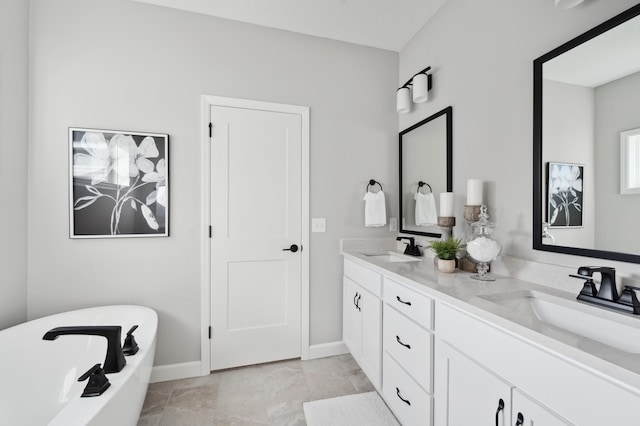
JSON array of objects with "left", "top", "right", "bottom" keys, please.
[{"left": 342, "top": 248, "right": 640, "bottom": 395}]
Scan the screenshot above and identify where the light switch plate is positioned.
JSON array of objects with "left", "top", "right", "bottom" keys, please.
[
  {"left": 312, "top": 218, "right": 326, "bottom": 233},
  {"left": 389, "top": 217, "right": 398, "bottom": 232}
]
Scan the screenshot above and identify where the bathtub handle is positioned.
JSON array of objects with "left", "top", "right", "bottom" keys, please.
[
  {"left": 78, "top": 363, "right": 111, "bottom": 397},
  {"left": 123, "top": 325, "right": 140, "bottom": 356}
]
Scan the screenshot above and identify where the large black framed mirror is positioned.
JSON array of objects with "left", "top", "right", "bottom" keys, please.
[
  {"left": 399, "top": 106, "right": 452, "bottom": 237},
  {"left": 533, "top": 4, "right": 640, "bottom": 263}
]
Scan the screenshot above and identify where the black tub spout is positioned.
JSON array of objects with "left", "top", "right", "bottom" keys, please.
[{"left": 43, "top": 325, "right": 126, "bottom": 373}]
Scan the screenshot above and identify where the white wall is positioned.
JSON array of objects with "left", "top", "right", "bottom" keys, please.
[
  {"left": 28, "top": 0, "right": 398, "bottom": 366},
  {"left": 0, "top": 0, "right": 29, "bottom": 329},
  {"left": 543, "top": 79, "right": 594, "bottom": 249},
  {"left": 594, "top": 71, "right": 640, "bottom": 253},
  {"left": 399, "top": 0, "right": 640, "bottom": 277}
]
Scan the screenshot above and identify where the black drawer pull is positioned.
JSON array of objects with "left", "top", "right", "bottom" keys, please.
[
  {"left": 396, "top": 387, "right": 411, "bottom": 406},
  {"left": 515, "top": 413, "right": 524, "bottom": 426},
  {"left": 353, "top": 292, "right": 359, "bottom": 308},
  {"left": 495, "top": 399, "right": 504, "bottom": 426},
  {"left": 396, "top": 296, "right": 412, "bottom": 306},
  {"left": 396, "top": 335, "right": 411, "bottom": 349}
]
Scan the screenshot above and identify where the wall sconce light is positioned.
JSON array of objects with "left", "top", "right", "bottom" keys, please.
[
  {"left": 396, "top": 66, "right": 432, "bottom": 114},
  {"left": 555, "top": 0, "right": 584, "bottom": 9}
]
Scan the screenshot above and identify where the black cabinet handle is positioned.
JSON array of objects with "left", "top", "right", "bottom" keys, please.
[
  {"left": 396, "top": 387, "right": 411, "bottom": 406},
  {"left": 396, "top": 335, "right": 411, "bottom": 349},
  {"left": 396, "top": 296, "right": 412, "bottom": 306},
  {"left": 353, "top": 292, "right": 359, "bottom": 308},
  {"left": 283, "top": 244, "right": 299, "bottom": 252},
  {"left": 515, "top": 413, "right": 524, "bottom": 426},
  {"left": 356, "top": 294, "right": 362, "bottom": 311},
  {"left": 495, "top": 399, "right": 504, "bottom": 426}
]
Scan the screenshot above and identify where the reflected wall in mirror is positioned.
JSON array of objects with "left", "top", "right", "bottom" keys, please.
[
  {"left": 399, "top": 106, "right": 452, "bottom": 237},
  {"left": 533, "top": 4, "right": 640, "bottom": 263}
]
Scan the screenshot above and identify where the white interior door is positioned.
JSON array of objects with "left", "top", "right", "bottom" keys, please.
[{"left": 209, "top": 104, "right": 303, "bottom": 371}]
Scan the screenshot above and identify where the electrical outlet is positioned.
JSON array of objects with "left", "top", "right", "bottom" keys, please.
[
  {"left": 312, "top": 218, "right": 326, "bottom": 233},
  {"left": 389, "top": 217, "right": 398, "bottom": 232}
]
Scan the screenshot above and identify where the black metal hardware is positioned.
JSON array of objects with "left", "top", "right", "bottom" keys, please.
[
  {"left": 396, "top": 387, "right": 411, "bottom": 406},
  {"left": 353, "top": 292, "right": 359, "bottom": 308},
  {"left": 515, "top": 412, "right": 524, "bottom": 426},
  {"left": 398, "top": 66, "right": 432, "bottom": 90},
  {"left": 209, "top": 122, "right": 212, "bottom": 137},
  {"left": 396, "top": 295, "right": 412, "bottom": 306},
  {"left": 43, "top": 326, "right": 126, "bottom": 373},
  {"left": 78, "top": 363, "right": 111, "bottom": 397},
  {"left": 356, "top": 294, "right": 362, "bottom": 312},
  {"left": 209, "top": 226, "right": 212, "bottom": 238},
  {"left": 366, "top": 179, "right": 383, "bottom": 192},
  {"left": 396, "top": 335, "right": 411, "bottom": 349},
  {"left": 571, "top": 267, "right": 640, "bottom": 314},
  {"left": 495, "top": 399, "right": 505, "bottom": 426},
  {"left": 396, "top": 236, "right": 422, "bottom": 257},
  {"left": 417, "top": 181, "right": 433, "bottom": 193},
  {"left": 283, "top": 244, "right": 299, "bottom": 253},
  {"left": 208, "top": 326, "right": 212, "bottom": 339},
  {"left": 122, "top": 325, "right": 139, "bottom": 356}
]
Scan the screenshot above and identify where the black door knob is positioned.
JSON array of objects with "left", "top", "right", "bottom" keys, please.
[{"left": 283, "top": 244, "right": 299, "bottom": 253}]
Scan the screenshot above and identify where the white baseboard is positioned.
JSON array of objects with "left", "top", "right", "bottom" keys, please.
[
  {"left": 308, "top": 341, "right": 349, "bottom": 359},
  {"left": 150, "top": 361, "right": 204, "bottom": 383}
]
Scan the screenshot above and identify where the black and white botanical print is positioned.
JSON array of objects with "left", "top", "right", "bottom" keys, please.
[
  {"left": 547, "top": 162, "right": 583, "bottom": 228},
  {"left": 69, "top": 128, "right": 169, "bottom": 238}
]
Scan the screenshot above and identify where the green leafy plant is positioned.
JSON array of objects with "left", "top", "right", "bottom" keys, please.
[{"left": 427, "top": 237, "right": 464, "bottom": 260}]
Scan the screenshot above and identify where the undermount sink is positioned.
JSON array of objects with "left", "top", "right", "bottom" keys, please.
[
  {"left": 362, "top": 251, "right": 421, "bottom": 263},
  {"left": 479, "top": 290, "right": 640, "bottom": 354}
]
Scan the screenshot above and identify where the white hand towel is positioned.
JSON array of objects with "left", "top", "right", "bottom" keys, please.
[
  {"left": 414, "top": 192, "right": 437, "bottom": 226},
  {"left": 363, "top": 190, "right": 387, "bottom": 227}
]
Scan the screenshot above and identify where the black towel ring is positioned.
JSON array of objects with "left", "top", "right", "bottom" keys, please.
[
  {"left": 366, "top": 179, "right": 383, "bottom": 192},
  {"left": 417, "top": 181, "right": 432, "bottom": 194}
]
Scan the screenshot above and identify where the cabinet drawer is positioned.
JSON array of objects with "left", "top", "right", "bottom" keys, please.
[
  {"left": 384, "top": 277, "right": 433, "bottom": 329},
  {"left": 383, "top": 352, "right": 431, "bottom": 426},
  {"left": 384, "top": 306, "right": 432, "bottom": 393},
  {"left": 344, "top": 259, "right": 382, "bottom": 297}
]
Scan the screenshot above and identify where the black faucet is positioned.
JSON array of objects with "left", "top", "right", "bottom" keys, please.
[
  {"left": 571, "top": 266, "right": 640, "bottom": 315},
  {"left": 43, "top": 326, "right": 126, "bottom": 373},
  {"left": 396, "top": 237, "right": 421, "bottom": 257}
]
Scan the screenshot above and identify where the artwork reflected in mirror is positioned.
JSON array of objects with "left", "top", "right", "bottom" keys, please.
[
  {"left": 399, "top": 106, "right": 452, "bottom": 237},
  {"left": 533, "top": 3, "right": 640, "bottom": 263}
]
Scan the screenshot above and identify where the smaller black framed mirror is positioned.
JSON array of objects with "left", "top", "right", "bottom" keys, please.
[{"left": 399, "top": 106, "right": 453, "bottom": 237}]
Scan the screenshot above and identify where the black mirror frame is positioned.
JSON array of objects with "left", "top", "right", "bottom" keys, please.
[
  {"left": 399, "top": 106, "right": 453, "bottom": 238},
  {"left": 533, "top": 3, "right": 640, "bottom": 264}
]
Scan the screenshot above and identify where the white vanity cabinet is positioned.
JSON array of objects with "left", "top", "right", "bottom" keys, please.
[
  {"left": 342, "top": 259, "right": 382, "bottom": 390},
  {"left": 382, "top": 277, "right": 434, "bottom": 426}
]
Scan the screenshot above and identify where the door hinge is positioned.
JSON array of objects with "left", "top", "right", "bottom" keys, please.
[
  {"left": 209, "top": 122, "right": 212, "bottom": 137},
  {"left": 208, "top": 326, "right": 212, "bottom": 339},
  {"left": 209, "top": 226, "right": 212, "bottom": 238}
]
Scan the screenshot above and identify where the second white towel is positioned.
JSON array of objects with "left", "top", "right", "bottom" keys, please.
[
  {"left": 363, "top": 190, "right": 387, "bottom": 227},
  {"left": 415, "top": 192, "right": 437, "bottom": 226}
]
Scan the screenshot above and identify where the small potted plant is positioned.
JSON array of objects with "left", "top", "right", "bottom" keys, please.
[{"left": 427, "top": 237, "right": 464, "bottom": 273}]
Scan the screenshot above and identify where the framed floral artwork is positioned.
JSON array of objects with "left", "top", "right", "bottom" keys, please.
[
  {"left": 546, "top": 161, "right": 583, "bottom": 228},
  {"left": 69, "top": 128, "right": 169, "bottom": 238}
]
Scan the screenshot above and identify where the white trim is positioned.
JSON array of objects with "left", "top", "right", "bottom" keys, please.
[
  {"left": 308, "top": 341, "right": 350, "bottom": 359},
  {"left": 200, "top": 95, "right": 311, "bottom": 372},
  {"left": 150, "top": 361, "right": 203, "bottom": 383}
]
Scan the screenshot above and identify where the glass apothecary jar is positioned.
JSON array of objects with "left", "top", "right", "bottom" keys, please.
[{"left": 466, "top": 205, "right": 501, "bottom": 281}]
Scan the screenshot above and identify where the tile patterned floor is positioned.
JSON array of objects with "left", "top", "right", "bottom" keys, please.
[{"left": 137, "top": 354, "right": 374, "bottom": 425}]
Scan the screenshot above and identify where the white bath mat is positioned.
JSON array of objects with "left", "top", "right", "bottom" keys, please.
[{"left": 303, "top": 391, "right": 400, "bottom": 426}]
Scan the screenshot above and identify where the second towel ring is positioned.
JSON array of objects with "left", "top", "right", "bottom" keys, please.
[
  {"left": 366, "top": 179, "right": 383, "bottom": 192},
  {"left": 417, "top": 181, "right": 432, "bottom": 194}
]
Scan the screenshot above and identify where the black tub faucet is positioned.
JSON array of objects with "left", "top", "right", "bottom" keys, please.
[
  {"left": 397, "top": 236, "right": 422, "bottom": 257},
  {"left": 43, "top": 325, "right": 126, "bottom": 373}
]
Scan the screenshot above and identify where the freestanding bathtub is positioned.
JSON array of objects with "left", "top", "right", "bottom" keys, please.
[{"left": 0, "top": 305, "right": 157, "bottom": 425}]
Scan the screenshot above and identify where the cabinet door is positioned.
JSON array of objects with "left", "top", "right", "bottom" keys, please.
[
  {"left": 359, "top": 287, "right": 382, "bottom": 390},
  {"left": 343, "top": 277, "right": 362, "bottom": 358},
  {"left": 512, "top": 389, "right": 572, "bottom": 426},
  {"left": 435, "top": 342, "right": 512, "bottom": 426}
]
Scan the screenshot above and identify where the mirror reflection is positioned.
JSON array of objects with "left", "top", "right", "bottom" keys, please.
[
  {"left": 534, "top": 4, "right": 640, "bottom": 263},
  {"left": 399, "top": 106, "right": 452, "bottom": 237}
]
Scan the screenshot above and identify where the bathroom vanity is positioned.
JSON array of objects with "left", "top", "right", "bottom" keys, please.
[{"left": 342, "top": 250, "right": 640, "bottom": 426}]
